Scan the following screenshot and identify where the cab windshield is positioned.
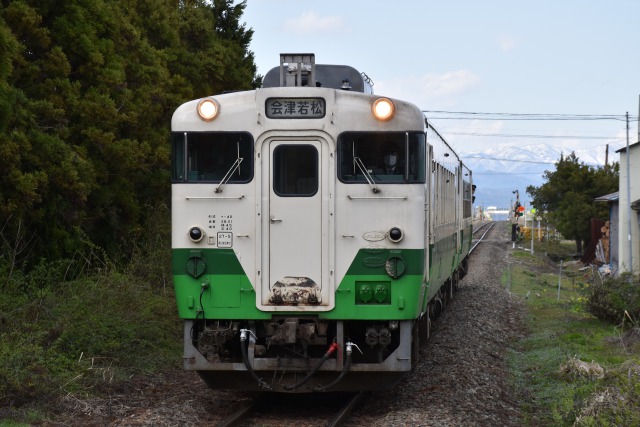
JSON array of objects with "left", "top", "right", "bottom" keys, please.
[
  {"left": 337, "top": 132, "right": 426, "bottom": 183},
  {"left": 171, "top": 132, "right": 253, "bottom": 183}
]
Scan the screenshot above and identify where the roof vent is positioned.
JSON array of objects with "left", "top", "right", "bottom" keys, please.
[{"left": 279, "top": 53, "right": 316, "bottom": 87}]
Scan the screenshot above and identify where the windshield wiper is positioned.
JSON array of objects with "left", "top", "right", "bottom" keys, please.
[
  {"left": 354, "top": 157, "right": 380, "bottom": 193},
  {"left": 214, "top": 157, "right": 243, "bottom": 193}
]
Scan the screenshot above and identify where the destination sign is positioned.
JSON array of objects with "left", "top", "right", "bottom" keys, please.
[{"left": 265, "top": 97, "right": 326, "bottom": 119}]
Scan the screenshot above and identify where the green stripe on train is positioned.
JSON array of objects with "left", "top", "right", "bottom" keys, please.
[
  {"left": 172, "top": 235, "right": 470, "bottom": 321},
  {"left": 173, "top": 248, "right": 245, "bottom": 275},
  {"left": 172, "top": 248, "right": 427, "bottom": 320}
]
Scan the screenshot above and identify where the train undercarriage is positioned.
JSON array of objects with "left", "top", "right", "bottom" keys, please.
[
  {"left": 184, "top": 277, "right": 461, "bottom": 393},
  {"left": 185, "top": 317, "right": 412, "bottom": 392}
]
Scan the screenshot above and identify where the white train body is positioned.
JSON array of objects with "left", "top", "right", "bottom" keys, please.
[{"left": 171, "top": 54, "right": 473, "bottom": 392}]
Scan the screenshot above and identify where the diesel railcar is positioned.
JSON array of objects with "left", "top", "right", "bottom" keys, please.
[{"left": 171, "top": 54, "right": 473, "bottom": 392}]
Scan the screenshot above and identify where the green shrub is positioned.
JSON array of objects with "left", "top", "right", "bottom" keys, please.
[
  {"left": 50, "top": 274, "right": 181, "bottom": 369},
  {"left": 584, "top": 274, "right": 640, "bottom": 324}
]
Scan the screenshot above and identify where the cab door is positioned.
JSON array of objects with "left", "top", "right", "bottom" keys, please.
[{"left": 261, "top": 139, "right": 329, "bottom": 309}]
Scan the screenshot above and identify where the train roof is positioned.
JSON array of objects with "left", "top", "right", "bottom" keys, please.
[{"left": 262, "top": 53, "right": 373, "bottom": 94}]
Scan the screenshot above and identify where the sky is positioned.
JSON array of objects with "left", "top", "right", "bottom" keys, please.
[{"left": 241, "top": 0, "right": 640, "bottom": 160}]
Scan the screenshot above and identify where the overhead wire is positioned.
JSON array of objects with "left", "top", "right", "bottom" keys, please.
[
  {"left": 462, "top": 155, "right": 556, "bottom": 165},
  {"left": 422, "top": 110, "right": 639, "bottom": 122},
  {"left": 473, "top": 172, "right": 551, "bottom": 175},
  {"left": 424, "top": 109, "right": 632, "bottom": 147},
  {"left": 424, "top": 109, "right": 631, "bottom": 170},
  {"left": 445, "top": 132, "right": 624, "bottom": 140}
]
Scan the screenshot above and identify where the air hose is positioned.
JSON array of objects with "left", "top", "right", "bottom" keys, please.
[
  {"left": 283, "top": 341, "right": 340, "bottom": 391},
  {"left": 190, "top": 282, "right": 209, "bottom": 343},
  {"left": 240, "top": 329, "right": 271, "bottom": 390},
  {"left": 312, "top": 341, "right": 361, "bottom": 391}
]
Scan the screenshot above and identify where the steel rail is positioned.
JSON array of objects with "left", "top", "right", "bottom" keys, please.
[
  {"left": 216, "top": 394, "right": 264, "bottom": 427},
  {"left": 470, "top": 221, "right": 495, "bottom": 254},
  {"left": 472, "top": 220, "right": 492, "bottom": 235},
  {"left": 326, "top": 392, "right": 366, "bottom": 427}
]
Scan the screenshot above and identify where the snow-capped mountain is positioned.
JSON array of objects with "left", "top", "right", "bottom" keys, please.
[{"left": 461, "top": 143, "right": 616, "bottom": 209}]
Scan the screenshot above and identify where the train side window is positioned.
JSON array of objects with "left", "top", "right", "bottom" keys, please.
[
  {"left": 462, "top": 180, "right": 473, "bottom": 218},
  {"left": 171, "top": 132, "right": 254, "bottom": 183},
  {"left": 171, "top": 132, "right": 186, "bottom": 181},
  {"left": 273, "top": 145, "right": 318, "bottom": 197}
]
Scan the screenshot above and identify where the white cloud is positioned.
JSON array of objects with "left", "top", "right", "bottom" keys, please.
[
  {"left": 375, "top": 70, "right": 481, "bottom": 108},
  {"left": 498, "top": 34, "right": 518, "bottom": 51},
  {"left": 424, "top": 70, "right": 481, "bottom": 96},
  {"left": 283, "top": 11, "right": 348, "bottom": 34}
]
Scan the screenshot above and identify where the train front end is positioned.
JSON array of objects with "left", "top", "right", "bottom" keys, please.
[{"left": 171, "top": 54, "right": 429, "bottom": 392}]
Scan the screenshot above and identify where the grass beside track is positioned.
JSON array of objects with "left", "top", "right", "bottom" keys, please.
[
  {"left": 507, "top": 240, "right": 640, "bottom": 426},
  {"left": 0, "top": 255, "right": 182, "bottom": 426}
]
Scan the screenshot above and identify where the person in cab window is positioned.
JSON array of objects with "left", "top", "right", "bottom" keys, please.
[{"left": 384, "top": 151, "right": 399, "bottom": 174}]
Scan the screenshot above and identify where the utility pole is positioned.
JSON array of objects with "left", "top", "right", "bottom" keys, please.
[
  {"left": 626, "top": 112, "right": 632, "bottom": 271},
  {"left": 511, "top": 190, "right": 519, "bottom": 242}
]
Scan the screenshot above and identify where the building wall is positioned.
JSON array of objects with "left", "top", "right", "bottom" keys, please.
[
  {"left": 618, "top": 142, "right": 640, "bottom": 274},
  {"left": 611, "top": 204, "right": 619, "bottom": 269}
]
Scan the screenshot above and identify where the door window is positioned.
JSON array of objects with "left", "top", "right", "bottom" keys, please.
[{"left": 273, "top": 145, "right": 318, "bottom": 197}]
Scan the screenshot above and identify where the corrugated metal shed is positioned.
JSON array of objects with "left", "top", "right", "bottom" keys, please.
[
  {"left": 595, "top": 192, "right": 619, "bottom": 203},
  {"left": 595, "top": 191, "right": 619, "bottom": 271}
]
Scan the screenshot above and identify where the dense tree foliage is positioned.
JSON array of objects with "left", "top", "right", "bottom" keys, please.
[
  {"left": 526, "top": 153, "right": 618, "bottom": 253},
  {"left": 0, "top": 0, "right": 259, "bottom": 268}
]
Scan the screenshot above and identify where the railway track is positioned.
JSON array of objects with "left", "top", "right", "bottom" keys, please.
[
  {"left": 216, "top": 391, "right": 366, "bottom": 427},
  {"left": 216, "top": 393, "right": 265, "bottom": 427},
  {"left": 216, "top": 221, "right": 496, "bottom": 427},
  {"left": 470, "top": 220, "right": 496, "bottom": 253}
]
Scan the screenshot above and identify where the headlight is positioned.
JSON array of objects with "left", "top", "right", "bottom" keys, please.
[
  {"left": 197, "top": 97, "right": 220, "bottom": 121},
  {"left": 388, "top": 226, "right": 403, "bottom": 243},
  {"left": 188, "top": 226, "right": 205, "bottom": 243},
  {"left": 372, "top": 97, "right": 395, "bottom": 121}
]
